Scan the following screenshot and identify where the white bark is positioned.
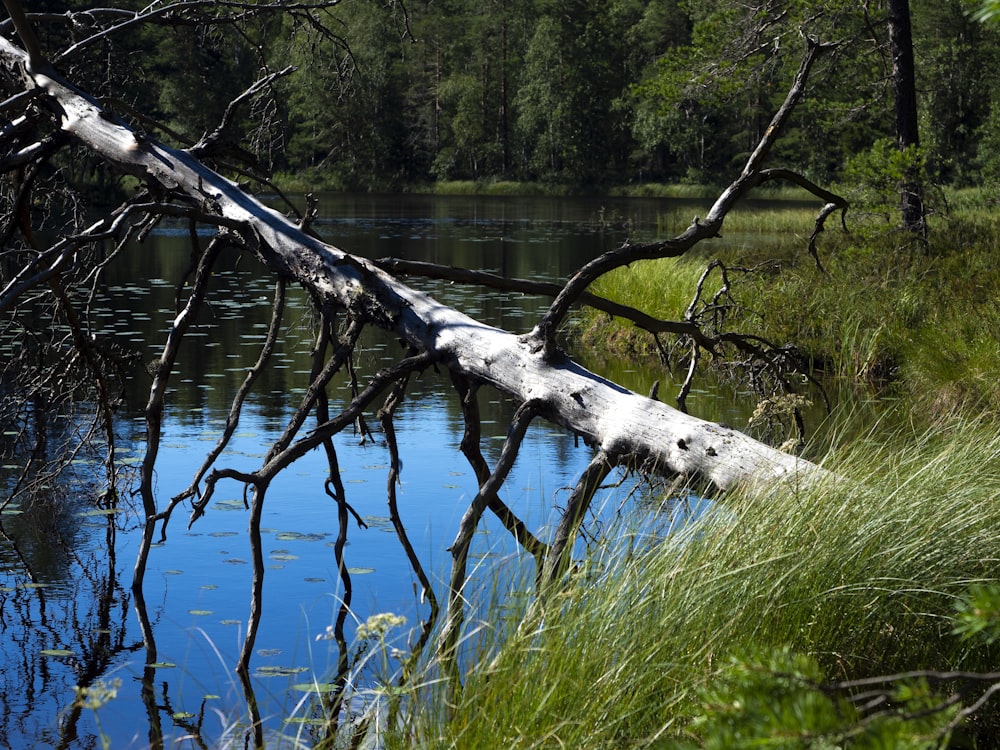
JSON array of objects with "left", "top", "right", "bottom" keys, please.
[{"left": 0, "top": 36, "right": 829, "bottom": 496}]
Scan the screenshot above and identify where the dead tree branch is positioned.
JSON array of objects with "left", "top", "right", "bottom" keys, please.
[
  {"left": 0, "top": 12, "right": 845, "bottom": 684},
  {"left": 527, "top": 38, "right": 842, "bottom": 359}
]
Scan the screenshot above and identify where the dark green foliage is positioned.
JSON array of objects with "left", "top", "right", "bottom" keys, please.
[
  {"left": 954, "top": 585, "right": 1000, "bottom": 645},
  {"left": 688, "top": 650, "right": 954, "bottom": 749},
  {"left": 275, "top": 3, "right": 412, "bottom": 189},
  {"left": 50, "top": 0, "right": 998, "bottom": 192}
]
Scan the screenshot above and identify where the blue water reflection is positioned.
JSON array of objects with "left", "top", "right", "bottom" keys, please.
[{"left": 0, "top": 194, "right": 799, "bottom": 747}]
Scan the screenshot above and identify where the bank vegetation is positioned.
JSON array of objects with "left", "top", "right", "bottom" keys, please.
[{"left": 574, "top": 191, "right": 1000, "bottom": 425}]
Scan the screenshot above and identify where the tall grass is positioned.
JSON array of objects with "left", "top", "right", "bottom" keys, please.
[
  {"left": 386, "top": 417, "right": 1000, "bottom": 748},
  {"left": 576, "top": 206, "right": 1000, "bottom": 418}
]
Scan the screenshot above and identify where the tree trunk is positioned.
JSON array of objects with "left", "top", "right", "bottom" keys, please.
[
  {"left": 888, "top": 0, "right": 926, "bottom": 235},
  {"left": 0, "top": 36, "right": 829, "bottom": 496}
]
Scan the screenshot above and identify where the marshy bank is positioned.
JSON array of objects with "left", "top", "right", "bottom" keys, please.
[{"left": 572, "top": 191, "right": 1000, "bottom": 425}]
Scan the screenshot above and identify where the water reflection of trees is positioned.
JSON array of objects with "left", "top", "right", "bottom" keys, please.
[{"left": 0, "top": 502, "right": 136, "bottom": 748}]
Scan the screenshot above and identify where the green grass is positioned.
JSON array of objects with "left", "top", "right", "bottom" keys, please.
[
  {"left": 429, "top": 180, "right": 570, "bottom": 196},
  {"left": 383, "top": 416, "right": 1000, "bottom": 748},
  {"left": 574, "top": 203, "right": 1000, "bottom": 420},
  {"left": 608, "top": 183, "right": 820, "bottom": 201}
]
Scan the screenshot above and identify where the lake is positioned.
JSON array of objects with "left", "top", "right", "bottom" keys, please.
[{"left": 0, "top": 193, "right": 836, "bottom": 748}]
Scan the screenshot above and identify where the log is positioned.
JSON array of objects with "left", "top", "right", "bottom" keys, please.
[{"left": 0, "top": 34, "right": 828, "bottom": 495}]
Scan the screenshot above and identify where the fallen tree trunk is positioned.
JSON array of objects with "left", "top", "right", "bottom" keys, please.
[
  {"left": 0, "top": 20, "right": 842, "bottom": 681},
  {"left": 0, "top": 37, "right": 827, "bottom": 487}
]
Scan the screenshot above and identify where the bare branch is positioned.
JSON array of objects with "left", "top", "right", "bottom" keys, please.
[
  {"left": 527, "top": 38, "right": 840, "bottom": 358},
  {"left": 162, "top": 277, "right": 287, "bottom": 531},
  {"left": 379, "top": 364, "right": 438, "bottom": 615},
  {"left": 190, "top": 66, "right": 296, "bottom": 158},
  {"left": 134, "top": 236, "right": 227, "bottom": 589},
  {"left": 544, "top": 450, "right": 621, "bottom": 583},
  {"left": 374, "top": 256, "right": 719, "bottom": 345},
  {"left": 441, "top": 399, "right": 546, "bottom": 690},
  {"left": 450, "top": 372, "right": 549, "bottom": 566}
]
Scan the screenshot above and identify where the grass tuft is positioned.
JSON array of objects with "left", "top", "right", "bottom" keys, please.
[{"left": 385, "top": 416, "right": 1000, "bottom": 748}]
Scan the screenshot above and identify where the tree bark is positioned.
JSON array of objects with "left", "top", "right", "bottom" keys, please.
[
  {"left": 0, "top": 35, "right": 831, "bottom": 497},
  {"left": 888, "top": 0, "right": 926, "bottom": 235}
]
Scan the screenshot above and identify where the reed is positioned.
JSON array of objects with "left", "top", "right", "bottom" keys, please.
[{"left": 386, "top": 416, "right": 1000, "bottom": 748}]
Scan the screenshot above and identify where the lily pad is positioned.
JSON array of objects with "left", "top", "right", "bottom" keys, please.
[
  {"left": 256, "top": 665, "right": 308, "bottom": 677},
  {"left": 347, "top": 567, "right": 375, "bottom": 575},
  {"left": 291, "top": 682, "right": 340, "bottom": 694},
  {"left": 275, "top": 531, "right": 327, "bottom": 542},
  {"left": 40, "top": 649, "right": 74, "bottom": 657},
  {"left": 188, "top": 610, "right": 214, "bottom": 616},
  {"left": 77, "top": 508, "right": 124, "bottom": 517},
  {"left": 213, "top": 499, "right": 245, "bottom": 511}
]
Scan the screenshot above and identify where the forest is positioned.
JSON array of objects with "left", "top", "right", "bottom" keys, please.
[
  {"left": 84, "top": 0, "right": 999, "bottom": 193},
  {"left": 21, "top": 0, "right": 1000, "bottom": 192}
]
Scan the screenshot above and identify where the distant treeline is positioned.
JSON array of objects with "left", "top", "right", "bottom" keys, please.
[{"left": 43, "top": 0, "right": 1000, "bottom": 191}]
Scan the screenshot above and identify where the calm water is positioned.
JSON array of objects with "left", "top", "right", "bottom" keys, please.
[{"left": 0, "top": 194, "right": 834, "bottom": 748}]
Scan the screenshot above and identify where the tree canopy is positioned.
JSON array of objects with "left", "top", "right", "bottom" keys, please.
[
  {"left": 201, "top": 0, "right": 1000, "bottom": 191},
  {"left": 5, "top": 1, "right": 994, "bottom": 196}
]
